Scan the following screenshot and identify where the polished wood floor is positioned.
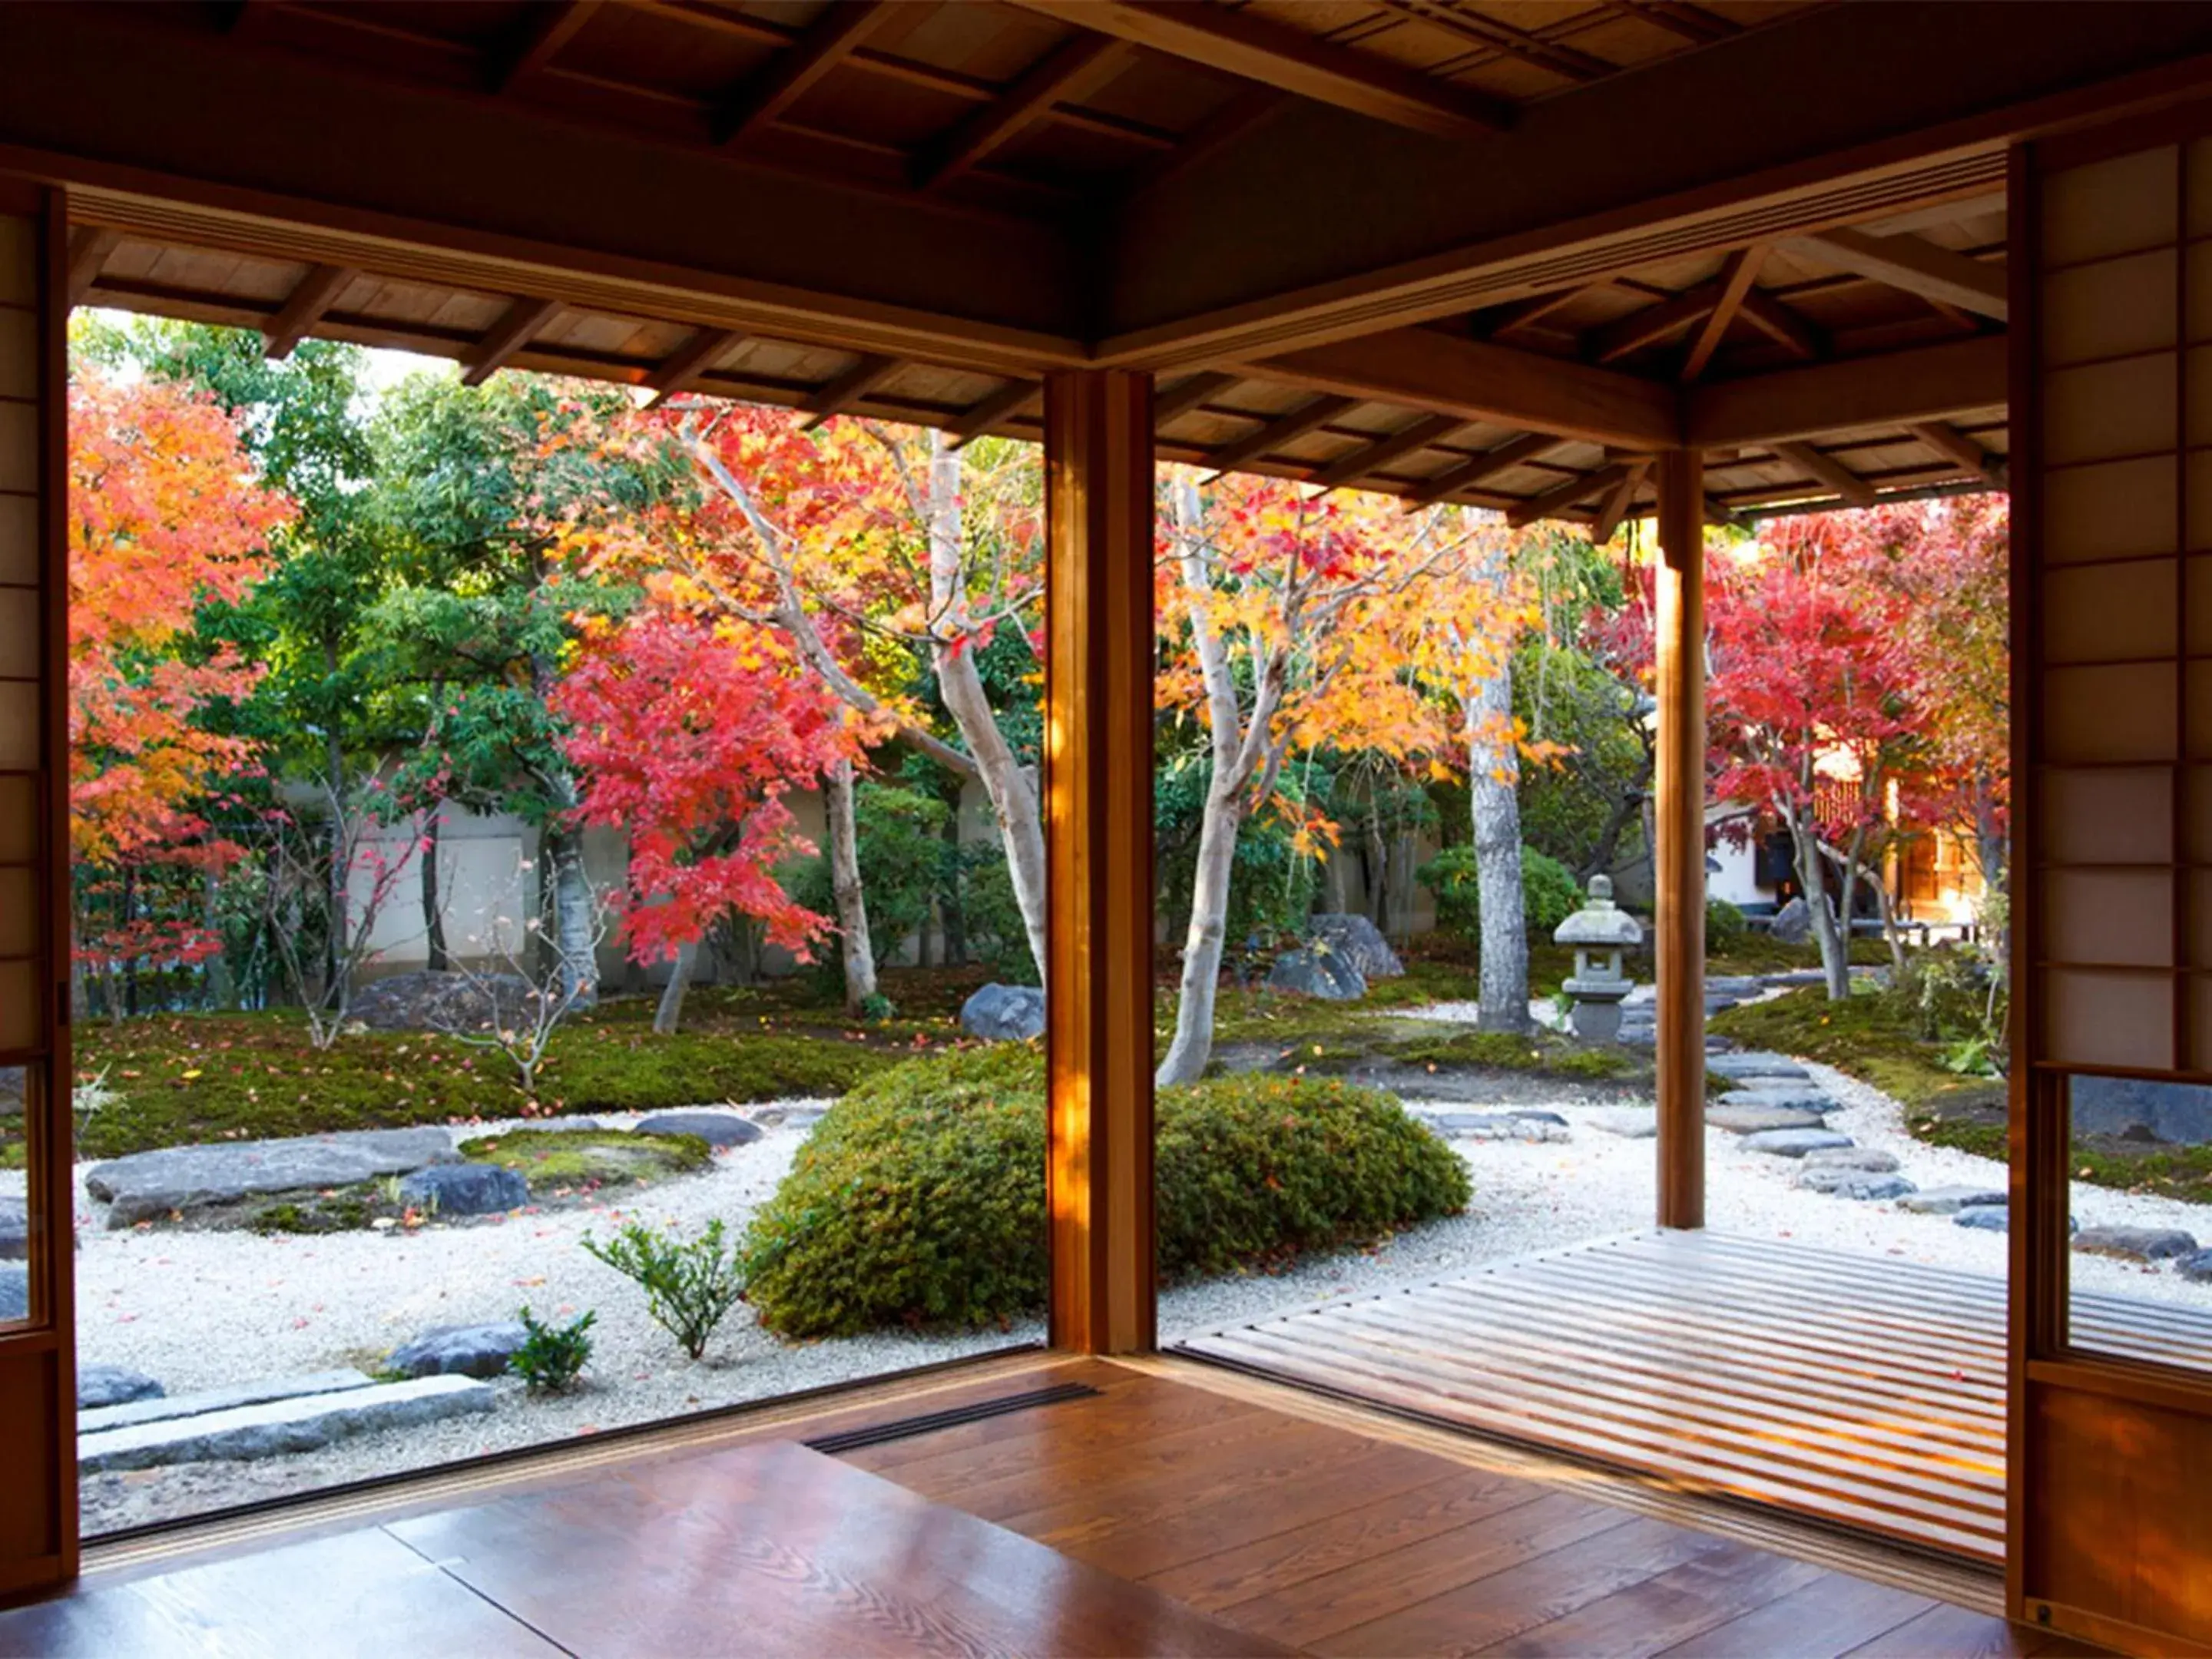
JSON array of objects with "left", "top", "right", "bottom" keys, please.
[
  {"left": 0, "top": 1356, "right": 2104, "bottom": 1657},
  {"left": 1181, "top": 1231, "right": 2212, "bottom": 1566}
]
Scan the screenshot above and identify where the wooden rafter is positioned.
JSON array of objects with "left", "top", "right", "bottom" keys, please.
[
  {"left": 1769, "top": 439, "right": 1875, "bottom": 508},
  {"left": 1202, "top": 394, "right": 1359, "bottom": 479},
  {"left": 1686, "top": 334, "right": 2006, "bottom": 447},
  {"left": 916, "top": 35, "right": 1131, "bottom": 191},
  {"left": 1478, "top": 281, "right": 1610, "bottom": 339},
  {"left": 1376, "top": 0, "right": 1615, "bottom": 84},
  {"left": 1586, "top": 280, "right": 1722, "bottom": 364},
  {"left": 1153, "top": 370, "right": 1238, "bottom": 426},
  {"left": 1508, "top": 461, "right": 1637, "bottom": 528},
  {"left": 1120, "top": 87, "right": 1281, "bottom": 202},
  {"left": 644, "top": 326, "right": 743, "bottom": 406},
  {"left": 1738, "top": 288, "right": 1824, "bottom": 359},
  {"left": 948, "top": 379, "right": 1043, "bottom": 449},
  {"left": 65, "top": 226, "right": 119, "bottom": 306},
  {"left": 1681, "top": 247, "right": 1766, "bottom": 382},
  {"left": 263, "top": 263, "right": 354, "bottom": 360},
  {"left": 1310, "top": 412, "right": 1465, "bottom": 490},
  {"left": 1406, "top": 432, "right": 1569, "bottom": 508},
  {"left": 1789, "top": 227, "right": 2008, "bottom": 323},
  {"left": 714, "top": 1, "right": 899, "bottom": 148},
  {"left": 462, "top": 296, "right": 562, "bottom": 386},
  {"left": 1005, "top": 0, "right": 1514, "bottom": 140},
  {"left": 1591, "top": 458, "right": 1652, "bottom": 545},
  {"left": 1907, "top": 419, "right": 2009, "bottom": 487},
  {"left": 485, "top": 1, "right": 603, "bottom": 95},
  {"left": 800, "top": 353, "right": 902, "bottom": 429},
  {"left": 1604, "top": 0, "right": 1739, "bottom": 43}
]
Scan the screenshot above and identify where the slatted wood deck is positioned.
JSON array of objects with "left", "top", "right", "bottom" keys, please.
[{"left": 1177, "top": 1230, "right": 2212, "bottom": 1567}]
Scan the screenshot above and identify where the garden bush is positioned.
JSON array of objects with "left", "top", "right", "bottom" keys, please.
[
  {"left": 1418, "top": 844, "right": 1584, "bottom": 940},
  {"left": 742, "top": 1048, "right": 1470, "bottom": 1338},
  {"left": 1705, "top": 898, "right": 1749, "bottom": 955}
]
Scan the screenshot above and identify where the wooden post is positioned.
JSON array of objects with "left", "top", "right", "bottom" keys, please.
[
  {"left": 1043, "top": 369, "right": 1155, "bottom": 1354},
  {"left": 1654, "top": 448, "right": 1706, "bottom": 1231}
]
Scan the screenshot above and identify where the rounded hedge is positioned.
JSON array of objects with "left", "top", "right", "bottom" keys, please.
[
  {"left": 1705, "top": 897, "right": 1750, "bottom": 954},
  {"left": 740, "top": 1047, "right": 1471, "bottom": 1338},
  {"left": 1419, "top": 844, "right": 1585, "bottom": 939}
]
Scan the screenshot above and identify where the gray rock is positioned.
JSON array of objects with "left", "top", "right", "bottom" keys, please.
[
  {"left": 1703, "top": 995, "right": 1740, "bottom": 1016},
  {"left": 1707, "top": 1052, "right": 1813, "bottom": 1083},
  {"left": 1586, "top": 1108, "right": 1657, "bottom": 1139},
  {"left": 0, "top": 1065, "right": 22, "bottom": 1115},
  {"left": 1760, "top": 969, "right": 1830, "bottom": 988},
  {"left": 2070, "top": 1075, "right": 2212, "bottom": 1147},
  {"left": 1770, "top": 896, "right": 1813, "bottom": 945},
  {"left": 528, "top": 1118, "right": 603, "bottom": 1134},
  {"left": 1705, "top": 977, "right": 1765, "bottom": 998},
  {"left": 1955, "top": 1206, "right": 2009, "bottom": 1231},
  {"left": 78, "top": 1375, "right": 495, "bottom": 1472},
  {"left": 1738, "top": 1128, "right": 1855, "bottom": 1158},
  {"left": 960, "top": 982, "right": 1046, "bottom": 1042},
  {"left": 2177, "top": 1250, "right": 2212, "bottom": 1284},
  {"left": 79, "top": 1370, "right": 378, "bottom": 1435},
  {"left": 1304, "top": 914, "right": 1405, "bottom": 980},
  {"left": 1714, "top": 1085, "right": 1836, "bottom": 1116},
  {"left": 634, "top": 1111, "right": 763, "bottom": 1148},
  {"left": 1796, "top": 1168, "right": 1917, "bottom": 1200},
  {"left": 1422, "top": 1111, "right": 1570, "bottom": 1144},
  {"left": 349, "top": 969, "right": 543, "bottom": 1035},
  {"left": 398, "top": 1163, "right": 528, "bottom": 1217},
  {"left": 1800, "top": 1147, "right": 1901, "bottom": 1173},
  {"left": 2074, "top": 1225, "right": 2200, "bottom": 1263},
  {"left": 85, "top": 1128, "right": 459, "bottom": 1228},
  {"left": 78, "top": 1366, "right": 163, "bottom": 1409},
  {"left": 1707, "top": 1104, "right": 1829, "bottom": 1134},
  {"left": 1896, "top": 1185, "right": 2009, "bottom": 1217},
  {"left": 386, "top": 1320, "right": 530, "bottom": 1380},
  {"left": 0, "top": 1262, "right": 25, "bottom": 1322},
  {"left": 0, "top": 1195, "right": 24, "bottom": 1261},
  {"left": 1267, "top": 948, "right": 1366, "bottom": 1002}
]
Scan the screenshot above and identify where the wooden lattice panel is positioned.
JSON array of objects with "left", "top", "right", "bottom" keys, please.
[{"left": 0, "top": 204, "right": 41, "bottom": 1064}]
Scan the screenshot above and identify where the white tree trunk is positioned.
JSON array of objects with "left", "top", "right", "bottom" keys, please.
[
  {"left": 1788, "top": 816, "right": 1851, "bottom": 1001},
  {"left": 825, "top": 757, "right": 878, "bottom": 1013},
  {"left": 1469, "top": 684, "right": 1531, "bottom": 1035},
  {"left": 1157, "top": 784, "right": 1243, "bottom": 1086},
  {"left": 653, "top": 938, "right": 696, "bottom": 1035}
]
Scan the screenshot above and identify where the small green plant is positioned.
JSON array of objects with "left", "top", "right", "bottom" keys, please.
[
  {"left": 510, "top": 1305, "right": 595, "bottom": 1392},
  {"left": 1418, "top": 844, "right": 1585, "bottom": 939},
  {"left": 1704, "top": 898, "right": 1749, "bottom": 954},
  {"left": 858, "top": 992, "right": 897, "bottom": 1023},
  {"left": 581, "top": 1219, "right": 747, "bottom": 1359}
]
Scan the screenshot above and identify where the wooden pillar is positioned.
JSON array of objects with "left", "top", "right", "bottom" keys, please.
[
  {"left": 0, "top": 181, "right": 76, "bottom": 1601},
  {"left": 1043, "top": 369, "right": 1155, "bottom": 1355},
  {"left": 1654, "top": 449, "right": 1706, "bottom": 1230}
]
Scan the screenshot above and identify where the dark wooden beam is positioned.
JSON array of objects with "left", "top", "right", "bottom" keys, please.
[
  {"left": 1202, "top": 394, "right": 1360, "bottom": 479},
  {"left": 714, "top": 1, "right": 899, "bottom": 147},
  {"left": 1687, "top": 334, "right": 2006, "bottom": 448},
  {"left": 1310, "top": 412, "right": 1465, "bottom": 490},
  {"left": 1654, "top": 446, "right": 1705, "bottom": 1231},
  {"left": 1769, "top": 439, "right": 1876, "bottom": 508},
  {"left": 1153, "top": 370, "right": 1238, "bottom": 426},
  {"left": 1375, "top": 0, "right": 1614, "bottom": 84},
  {"left": 485, "top": 1, "right": 603, "bottom": 94},
  {"left": 1680, "top": 247, "right": 1766, "bottom": 382},
  {"left": 1789, "top": 227, "right": 2008, "bottom": 322},
  {"left": 948, "top": 379, "right": 1043, "bottom": 449},
  {"left": 916, "top": 35, "right": 1131, "bottom": 191},
  {"left": 1906, "top": 419, "right": 2009, "bottom": 487},
  {"left": 261, "top": 263, "right": 354, "bottom": 360},
  {"left": 1737, "top": 289, "right": 1824, "bottom": 359},
  {"left": 1586, "top": 280, "right": 1721, "bottom": 365},
  {"left": 64, "top": 226, "right": 119, "bottom": 306},
  {"left": 1591, "top": 458, "right": 1651, "bottom": 545},
  {"left": 644, "top": 325, "right": 743, "bottom": 406},
  {"left": 1119, "top": 87, "right": 1283, "bottom": 202},
  {"left": 461, "top": 296, "right": 562, "bottom": 386},
  {"left": 1476, "top": 281, "right": 1608, "bottom": 339},
  {"left": 1406, "top": 431, "right": 1570, "bottom": 508},
  {"left": 1005, "top": 0, "right": 1514, "bottom": 140},
  {"left": 1606, "top": 0, "right": 1738, "bottom": 44},
  {"left": 1507, "top": 461, "right": 1637, "bottom": 528},
  {"left": 800, "top": 353, "right": 902, "bottom": 429}
]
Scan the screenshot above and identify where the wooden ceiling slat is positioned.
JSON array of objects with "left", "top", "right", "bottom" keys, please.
[
  {"left": 800, "top": 353, "right": 904, "bottom": 429},
  {"left": 1787, "top": 227, "right": 2008, "bottom": 323},
  {"left": 916, "top": 35, "right": 1132, "bottom": 191},
  {"left": 948, "top": 379, "right": 1045, "bottom": 448},
  {"left": 1201, "top": 393, "right": 1361, "bottom": 478},
  {"left": 1906, "top": 419, "right": 2010, "bottom": 488},
  {"left": 645, "top": 325, "right": 745, "bottom": 406},
  {"left": 1407, "top": 432, "right": 1571, "bottom": 508},
  {"left": 1508, "top": 459, "right": 1639, "bottom": 528},
  {"left": 1310, "top": 412, "right": 1467, "bottom": 489},
  {"left": 1375, "top": 0, "right": 1618, "bottom": 85},
  {"left": 462, "top": 296, "right": 566, "bottom": 386},
  {"left": 1768, "top": 439, "right": 1876, "bottom": 508},
  {"left": 1154, "top": 369, "right": 1240, "bottom": 425},
  {"left": 712, "top": 1, "right": 902, "bottom": 148},
  {"left": 487, "top": 1, "right": 604, "bottom": 94},
  {"left": 263, "top": 263, "right": 356, "bottom": 360}
]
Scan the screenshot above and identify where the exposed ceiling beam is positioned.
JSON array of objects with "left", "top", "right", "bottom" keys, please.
[
  {"left": 263, "top": 262, "right": 354, "bottom": 359},
  {"left": 1704, "top": 494, "right": 1746, "bottom": 529},
  {"left": 1121, "top": 87, "right": 1283, "bottom": 203},
  {"left": 1604, "top": 0, "right": 1739, "bottom": 44},
  {"left": 1769, "top": 439, "right": 1876, "bottom": 508},
  {"left": 1310, "top": 412, "right": 1466, "bottom": 490},
  {"left": 1154, "top": 370, "right": 1239, "bottom": 426},
  {"left": 800, "top": 353, "right": 902, "bottom": 429},
  {"left": 1585, "top": 280, "right": 1720, "bottom": 365},
  {"left": 1906, "top": 419, "right": 2009, "bottom": 488},
  {"left": 1680, "top": 247, "right": 1766, "bottom": 382},
  {"left": 714, "top": 1, "right": 899, "bottom": 147},
  {"left": 948, "top": 379, "right": 1043, "bottom": 449},
  {"left": 1591, "top": 459, "right": 1652, "bottom": 545},
  {"left": 462, "top": 296, "right": 563, "bottom": 386},
  {"left": 1375, "top": 0, "right": 1615, "bottom": 85},
  {"left": 1788, "top": 227, "right": 2008, "bottom": 323},
  {"left": 1203, "top": 394, "right": 1361, "bottom": 479},
  {"left": 1246, "top": 328, "right": 1679, "bottom": 450},
  {"left": 1476, "top": 283, "right": 1607, "bottom": 342},
  {"left": 1737, "top": 289, "right": 1823, "bottom": 360},
  {"left": 1005, "top": 0, "right": 1514, "bottom": 140},
  {"left": 1686, "top": 333, "right": 2007, "bottom": 448},
  {"left": 65, "top": 226, "right": 121, "bottom": 305},
  {"left": 1508, "top": 461, "right": 1637, "bottom": 528},
  {"left": 1406, "top": 432, "right": 1571, "bottom": 508},
  {"left": 916, "top": 35, "right": 1131, "bottom": 191},
  {"left": 644, "top": 326, "right": 744, "bottom": 406},
  {"left": 485, "top": 1, "right": 603, "bottom": 94}
]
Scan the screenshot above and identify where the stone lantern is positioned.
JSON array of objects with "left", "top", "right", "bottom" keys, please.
[{"left": 1554, "top": 874, "right": 1643, "bottom": 1042}]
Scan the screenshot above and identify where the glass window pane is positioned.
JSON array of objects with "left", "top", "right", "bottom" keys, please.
[{"left": 2066, "top": 1073, "right": 2212, "bottom": 1376}]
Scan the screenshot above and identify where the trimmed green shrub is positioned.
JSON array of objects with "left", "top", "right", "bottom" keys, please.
[
  {"left": 1418, "top": 844, "right": 1585, "bottom": 939},
  {"left": 742, "top": 1048, "right": 1471, "bottom": 1338},
  {"left": 1705, "top": 898, "right": 1749, "bottom": 955},
  {"left": 583, "top": 1218, "right": 748, "bottom": 1359},
  {"left": 512, "top": 1306, "right": 594, "bottom": 1393}
]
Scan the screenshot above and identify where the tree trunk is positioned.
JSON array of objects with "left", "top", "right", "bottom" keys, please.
[
  {"left": 321, "top": 700, "right": 350, "bottom": 1018},
  {"left": 1469, "top": 686, "right": 1532, "bottom": 1035},
  {"left": 653, "top": 937, "right": 696, "bottom": 1035},
  {"left": 1157, "top": 784, "right": 1243, "bottom": 1086},
  {"left": 1363, "top": 796, "right": 1389, "bottom": 929},
  {"left": 1789, "top": 816, "right": 1851, "bottom": 1000},
  {"left": 203, "top": 867, "right": 234, "bottom": 1010},
  {"left": 420, "top": 803, "right": 449, "bottom": 972},
  {"left": 541, "top": 813, "right": 598, "bottom": 1011},
  {"left": 825, "top": 757, "right": 878, "bottom": 1013},
  {"left": 939, "top": 811, "right": 967, "bottom": 965}
]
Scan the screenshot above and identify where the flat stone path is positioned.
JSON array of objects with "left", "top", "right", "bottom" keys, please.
[{"left": 79, "top": 1373, "right": 494, "bottom": 1472}]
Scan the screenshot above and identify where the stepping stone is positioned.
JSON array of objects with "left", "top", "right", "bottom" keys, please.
[
  {"left": 1703, "top": 995, "right": 1740, "bottom": 1016},
  {"left": 1955, "top": 1207, "right": 2009, "bottom": 1232},
  {"left": 2074, "top": 1225, "right": 2200, "bottom": 1263},
  {"left": 1707, "top": 1104, "right": 1826, "bottom": 1134},
  {"left": 1585, "top": 1108, "right": 1657, "bottom": 1139},
  {"left": 78, "top": 1366, "right": 162, "bottom": 1409},
  {"left": 78, "top": 1374, "right": 495, "bottom": 1472},
  {"left": 399, "top": 1163, "right": 529, "bottom": 1217},
  {"left": 80, "top": 1370, "right": 379, "bottom": 1435},
  {"left": 2178, "top": 1250, "right": 2212, "bottom": 1285},
  {"left": 1800, "top": 1147, "right": 1900, "bottom": 1173},
  {"left": 84, "top": 1128, "right": 458, "bottom": 1228},
  {"left": 1715, "top": 1085, "right": 1836, "bottom": 1115},
  {"left": 1422, "top": 1111, "right": 1570, "bottom": 1144},
  {"left": 1708, "top": 1052, "right": 1813, "bottom": 1083},
  {"left": 1897, "top": 1185, "right": 2009, "bottom": 1217},
  {"left": 1738, "top": 1128, "right": 1855, "bottom": 1158},
  {"left": 1706, "top": 977, "right": 1764, "bottom": 998},
  {"left": 634, "top": 1111, "right": 763, "bottom": 1148},
  {"left": 0, "top": 1195, "right": 24, "bottom": 1261},
  {"left": 1796, "top": 1168, "right": 1917, "bottom": 1200},
  {"left": 1760, "top": 969, "right": 1829, "bottom": 988},
  {"left": 0, "top": 1262, "right": 22, "bottom": 1322},
  {"left": 386, "top": 1320, "right": 528, "bottom": 1380}
]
